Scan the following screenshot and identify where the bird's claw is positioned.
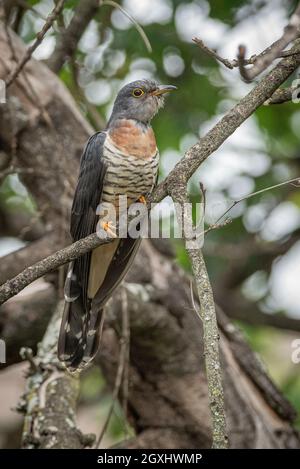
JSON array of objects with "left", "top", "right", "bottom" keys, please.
[
  {"left": 101, "top": 220, "right": 117, "bottom": 238},
  {"left": 139, "top": 195, "right": 147, "bottom": 205}
]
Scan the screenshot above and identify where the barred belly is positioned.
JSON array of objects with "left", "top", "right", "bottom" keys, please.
[{"left": 101, "top": 134, "right": 159, "bottom": 208}]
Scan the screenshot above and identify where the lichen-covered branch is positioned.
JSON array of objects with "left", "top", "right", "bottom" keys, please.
[
  {"left": 19, "top": 300, "right": 95, "bottom": 449},
  {"left": 170, "top": 184, "right": 228, "bottom": 449},
  {"left": 188, "top": 248, "right": 227, "bottom": 448},
  {"left": 0, "top": 232, "right": 111, "bottom": 305}
]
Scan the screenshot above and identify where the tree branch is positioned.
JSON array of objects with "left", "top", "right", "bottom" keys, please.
[
  {"left": 0, "top": 232, "right": 58, "bottom": 285},
  {"left": 170, "top": 184, "right": 228, "bottom": 449},
  {"left": 194, "top": 4, "right": 300, "bottom": 82},
  {"left": 218, "top": 290, "right": 300, "bottom": 334},
  {"left": 237, "top": 4, "right": 300, "bottom": 82},
  {"left": 47, "top": 0, "right": 99, "bottom": 74},
  {"left": 5, "top": 0, "right": 65, "bottom": 87},
  {"left": 265, "top": 85, "right": 300, "bottom": 104},
  {"left": 1, "top": 39, "right": 300, "bottom": 306},
  {"left": 0, "top": 232, "right": 112, "bottom": 305},
  {"left": 98, "top": 242, "right": 299, "bottom": 448},
  {"left": 151, "top": 40, "right": 300, "bottom": 203}
]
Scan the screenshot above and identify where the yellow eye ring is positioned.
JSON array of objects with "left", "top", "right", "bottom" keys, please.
[{"left": 132, "top": 88, "right": 144, "bottom": 97}]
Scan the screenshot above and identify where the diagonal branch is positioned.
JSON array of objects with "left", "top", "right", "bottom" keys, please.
[
  {"left": 5, "top": 0, "right": 65, "bottom": 87},
  {"left": 47, "top": 0, "right": 99, "bottom": 74},
  {"left": 194, "top": 4, "right": 300, "bottom": 82},
  {"left": 151, "top": 40, "right": 300, "bottom": 203},
  {"left": 1, "top": 41, "right": 300, "bottom": 306},
  {"left": 0, "top": 232, "right": 111, "bottom": 305},
  {"left": 265, "top": 84, "right": 300, "bottom": 104},
  {"left": 237, "top": 3, "right": 300, "bottom": 82}
]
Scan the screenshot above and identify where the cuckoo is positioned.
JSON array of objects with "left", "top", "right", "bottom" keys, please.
[{"left": 58, "top": 79, "right": 176, "bottom": 371}]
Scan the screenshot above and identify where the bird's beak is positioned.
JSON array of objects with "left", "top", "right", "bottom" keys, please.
[{"left": 151, "top": 85, "right": 177, "bottom": 96}]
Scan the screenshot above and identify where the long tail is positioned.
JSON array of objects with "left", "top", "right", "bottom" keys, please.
[
  {"left": 57, "top": 262, "right": 104, "bottom": 372},
  {"left": 58, "top": 237, "right": 141, "bottom": 371}
]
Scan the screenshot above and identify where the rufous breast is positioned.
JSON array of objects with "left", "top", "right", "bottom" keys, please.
[{"left": 108, "top": 119, "right": 157, "bottom": 159}]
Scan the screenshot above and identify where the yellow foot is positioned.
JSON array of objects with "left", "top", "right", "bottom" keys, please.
[
  {"left": 139, "top": 195, "right": 147, "bottom": 205},
  {"left": 100, "top": 220, "right": 117, "bottom": 238}
]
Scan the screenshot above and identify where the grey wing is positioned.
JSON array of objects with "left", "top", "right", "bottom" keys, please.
[{"left": 58, "top": 132, "right": 107, "bottom": 368}]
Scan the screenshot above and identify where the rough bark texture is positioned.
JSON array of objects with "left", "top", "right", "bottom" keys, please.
[
  {"left": 0, "top": 20, "right": 300, "bottom": 449},
  {"left": 19, "top": 302, "right": 94, "bottom": 449}
]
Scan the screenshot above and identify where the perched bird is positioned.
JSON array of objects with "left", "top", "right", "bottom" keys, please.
[{"left": 58, "top": 79, "right": 176, "bottom": 371}]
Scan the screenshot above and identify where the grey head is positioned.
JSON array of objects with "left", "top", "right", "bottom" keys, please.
[{"left": 108, "top": 79, "right": 177, "bottom": 126}]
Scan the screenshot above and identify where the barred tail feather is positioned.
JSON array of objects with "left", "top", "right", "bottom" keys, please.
[
  {"left": 58, "top": 262, "right": 106, "bottom": 371},
  {"left": 58, "top": 238, "right": 141, "bottom": 371},
  {"left": 78, "top": 304, "right": 105, "bottom": 369},
  {"left": 58, "top": 299, "right": 105, "bottom": 372}
]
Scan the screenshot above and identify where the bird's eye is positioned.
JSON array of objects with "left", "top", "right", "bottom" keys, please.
[{"left": 132, "top": 88, "right": 144, "bottom": 97}]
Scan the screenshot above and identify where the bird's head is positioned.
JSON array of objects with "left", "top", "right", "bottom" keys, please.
[{"left": 108, "top": 79, "right": 177, "bottom": 125}]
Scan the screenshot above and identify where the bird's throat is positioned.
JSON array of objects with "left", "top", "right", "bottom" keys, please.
[{"left": 108, "top": 118, "right": 157, "bottom": 159}]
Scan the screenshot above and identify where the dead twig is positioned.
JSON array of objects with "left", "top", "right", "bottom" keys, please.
[
  {"left": 192, "top": 38, "right": 236, "bottom": 69},
  {"left": 193, "top": 37, "right": 300, "bottom": 71},
  {"left": 100, "top": 0, "right": 152, "bottom": 53},
  {"left": 214, "top": 176, "right": 300, "bottom": 225},
  {"left": 237, "top": 4, "right": 300, "bottom": 82}
]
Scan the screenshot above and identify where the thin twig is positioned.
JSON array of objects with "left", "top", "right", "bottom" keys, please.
[
  {"left": 193, "top": 37, "right": 300, "bottom": 71},
  {"left": 190, "top": 278, "right": 200, "bottom": 316},
  {"left": 237, "top": 4, "right": 300, "bottom": 82},
  {"left": 0, "top": 165, "right": 43, "bottom": 185},
  {"left": 70, "top": 58, "right": 106, "bottom": 130},
  {"left": 100, "top": 0, "right": 152, "bottom": 53},
  {"left": 15, "top": 0, "right": 50, "bottom": 22},
  {"left": 214, "top": 176, "right": 300, "bottom": 225},
  {"left": 96, "top": 288, "right": 129, "bottom": 448},
  {"left": 4, "top": 18, "right": 53, "bottom": 127},
  {"left": 6, "top": 0, "right": 65, "bottom": 87},
  {"left": 192, "top": 38, "right": 235, "bottom": 69},
  {"left": 265, "top": 85, "right": 299, "bottom": 104},
  {"left": 199, "top": 181, "right": 206, "bottom": 218}
]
